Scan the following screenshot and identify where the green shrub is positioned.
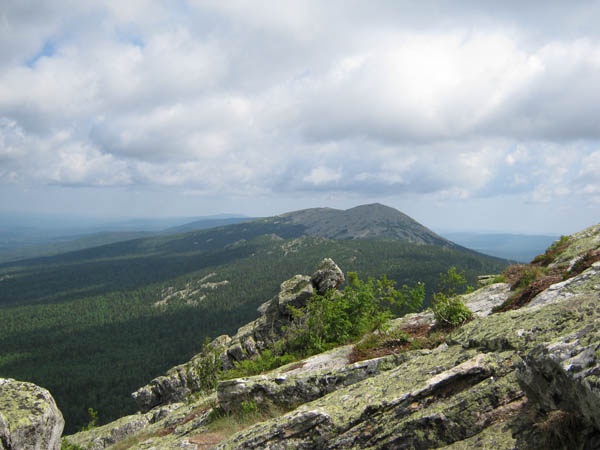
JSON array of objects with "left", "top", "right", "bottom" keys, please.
[
  {"left": 78, "top": 407, "right": 98, "bottom": 432},
  {"left": 223, "top": 350, "right": 296, "bottom": 379},
  {"left": 430, "top": 267, "right": 473, "bottom": 327},
  {"left": 240, "top": 400, "right": 258, "bottom": 416},
  {"left": 432, "top": 292, "right": 473, "bottom": 327},
  {"left": 285, "top": 273, "right": 424, "bottom": 356},
  {"left": 193, "top": 339, "right": 224, "bottom": 393}
]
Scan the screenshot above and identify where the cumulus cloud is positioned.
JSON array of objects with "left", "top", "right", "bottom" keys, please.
[{"left": 0, "top": 0, "right": 599, "bottom": 231}]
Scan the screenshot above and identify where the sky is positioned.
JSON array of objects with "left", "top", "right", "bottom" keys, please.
[{"left": 1, "top": 1, "right": 599, "bottom": 234}]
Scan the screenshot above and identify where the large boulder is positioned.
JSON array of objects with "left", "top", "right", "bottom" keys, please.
[{"left": 0, "top": 378, "right": 64, "bottom": 450}]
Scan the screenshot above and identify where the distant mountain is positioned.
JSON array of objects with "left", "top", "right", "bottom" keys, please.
[
  {"left": 163, "top": 216, "right": 252, "bottom": 234},
  {"left": 0, "top": 214, "right": 251, "bottom": 263},
  {"left": 0, "top": 231, "right": 153, "bottom": 263},
  {"left": 268, "top": 203, "right": 453, "bottom": 245},
  {"left": 441, "top": 232, "right": 559, "bottom": 262}
]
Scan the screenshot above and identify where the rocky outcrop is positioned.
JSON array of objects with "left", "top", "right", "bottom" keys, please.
[
  {"left": 0, "top": 378, "right": 64, "bottom": 450},
  {"left": 132, "top": 258, "right": 344, "bottom": 413}
]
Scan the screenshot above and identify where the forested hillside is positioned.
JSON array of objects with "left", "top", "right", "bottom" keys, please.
[{"left": 0, "top": 205, "right": 508, "bottom": 432}]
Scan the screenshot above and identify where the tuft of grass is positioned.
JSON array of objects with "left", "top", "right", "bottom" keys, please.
[
  {"left": 61, "top": 440, "right": 87, "bottom": 450},
  {"left": 207, "top": 402, "right": 288, "bottom": 438},
  {"left": 350, "top": 329, "right": 410, "bottom": 362},
  {"left": 349, "top": 322, "right": 448, "bottom": 363}
]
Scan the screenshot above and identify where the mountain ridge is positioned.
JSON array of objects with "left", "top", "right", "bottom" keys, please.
[{"left": 270, "top": 203, "right": 453, "bottom": 245}]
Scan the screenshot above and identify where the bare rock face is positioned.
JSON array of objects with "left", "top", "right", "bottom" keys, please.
[
  {"left": 0, "top": 378, "right": 64, "bottom": 450},
  {"left": 516, "top": 296, "right": 600, "bottom": 445}
]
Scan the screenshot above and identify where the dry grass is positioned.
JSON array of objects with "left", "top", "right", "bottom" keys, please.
[
  {"left": 188, "top": 431, "right": 227, "bottom": 448},
  {"left": 349, "top": 322, "right": 447, "bottom": 363},
  {"left": 532, "top": 409, "right": 584, "bottom": 450}
]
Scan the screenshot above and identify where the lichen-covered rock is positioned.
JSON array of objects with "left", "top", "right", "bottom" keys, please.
[
  {"left": 311, "top": 258, "right": 345, "bottom": 295},
  {"left": 217, "top": 408, "right": 335, "bottom": 450},
  {"left": 516, "top": 303, "right": 600, "bottom": 431},
  {"left": 548, "top": 224, "right": 600, "bottom": 269},
  {"left": 215, "top": 349, "right": 523, "bottom": 450},
  {"left": 461, "top": 282, "right": 511, "bottom": 317},
  {"left": 527, "top": 261, "right": 600, "bottom": 309},
  {"left": 132, "top": 366, "right": 191, "bottom": 413},
  {"left": 64, "top": 396, "right": 216, "bottom": 450},
  {"left": 217, "top": 352, "right": 410, "bottom": 413},
  {"left": 214, "top": 232, "right": 600, "bottom": 449},
  {"left": 277, "top": 275, "right": 314, "bottom": 313},
  {"left": 0, "top": 378, "right": 64, "bottom": 450},
  {"left": 62, "top": 412, "right": 152, "bottom": 450}
]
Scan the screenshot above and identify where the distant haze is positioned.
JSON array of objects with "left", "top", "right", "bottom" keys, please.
[{"left": 1, "top": 1, "right": 600, "bottom": 234}]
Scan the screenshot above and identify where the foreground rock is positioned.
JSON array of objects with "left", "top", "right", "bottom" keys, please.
[{"left": 0, "top": 378, "right": 64, "bottom": 450}]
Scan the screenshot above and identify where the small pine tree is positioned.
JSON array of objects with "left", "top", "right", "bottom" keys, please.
[{"left": 432, "top": 267, "right": 473, "bottom": 327}]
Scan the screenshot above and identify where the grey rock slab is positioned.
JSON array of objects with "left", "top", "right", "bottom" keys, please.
[{"left": 0, "top": 378, "right": 64, "bottom": 450}]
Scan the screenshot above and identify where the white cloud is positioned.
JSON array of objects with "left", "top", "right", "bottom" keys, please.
[
  {"left": 0, "top": 1, "right": 599, "bottom": 232},
  {"left": 303, "top": 166, "right": 342, "bottom": 186}
]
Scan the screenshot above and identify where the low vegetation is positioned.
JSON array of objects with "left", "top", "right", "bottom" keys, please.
[
  {"left": 493, "top": 234, "right": 600, "bottom": 313},
  {"left": 350, "top": 267, "right": 473, "bottom": 362},
  {"left": 431, "top": 292, "right": 473, "bottom": 327},
  {"left": 219, "top": 272, "right": 425, "bottom": 381},
  {"left": 222, "top": 350, "right": 297, "bottom": 380},
  {"left": 283, "top": 273, "right": 425, "bottom": 357}
]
